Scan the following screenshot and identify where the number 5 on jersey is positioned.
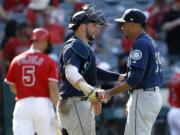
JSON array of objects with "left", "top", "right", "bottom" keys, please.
[{"left": 23, "top": 66, "right": 36, "bottom": 86}]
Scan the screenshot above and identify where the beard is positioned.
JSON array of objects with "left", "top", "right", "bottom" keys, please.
[{"left": 85, "top": 27, "right": 95, "bottom": 41}]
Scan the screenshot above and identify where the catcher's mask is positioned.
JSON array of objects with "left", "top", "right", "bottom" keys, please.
[{"left": 68, "top": 4, "right": 109, "bottom": 29}]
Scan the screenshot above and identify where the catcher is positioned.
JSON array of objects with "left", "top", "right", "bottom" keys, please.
[{"left": 57, "top": 4, "right": 123, "bottom": 135}]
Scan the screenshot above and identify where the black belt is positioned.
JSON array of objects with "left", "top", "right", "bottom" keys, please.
[
  {"left": 61, "top": 96, "right": 88, "bottom": 101},
  {"left": 129, "top": 86, "right": 159, "bottom": 93}
]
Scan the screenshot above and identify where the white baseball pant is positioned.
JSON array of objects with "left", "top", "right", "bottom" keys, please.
[
  {"left": 57, "top": 97, "right": 96, "bottom": 135},
  {"left": 13, "top": 97, "right": 57, "bottom": 135},
  {"left": 124, "top": 88, "right": 163, "bottom": 135}
]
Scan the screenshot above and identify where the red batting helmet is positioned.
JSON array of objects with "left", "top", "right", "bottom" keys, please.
[{"left": 30, "top": 28, "right": 50, "bottom": 42}]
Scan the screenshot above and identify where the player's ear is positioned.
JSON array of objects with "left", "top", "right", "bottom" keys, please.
[{"left": 81, "top": 23, "right": 86, "bottom": 29}]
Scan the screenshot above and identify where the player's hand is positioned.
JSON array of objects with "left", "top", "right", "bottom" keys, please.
[
  {"left": 91, "top": 101, "right": 102, "bottom": 116},
  {"left": 96, "top": 90, "right": 112, "bottom": 103},
  {"left": 118, "top": 73, "right": 127, "bottom": 82},
  {"left": 88, "top": 88, "right": 104, "bottom": 102}
]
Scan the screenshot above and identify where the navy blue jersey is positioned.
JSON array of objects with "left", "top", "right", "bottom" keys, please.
[
  {"left": 59, "top": 36, "right": 119, "bottom": 97},
  {"left": 126, "top": 33, "right": 162, "bottom": 89}
]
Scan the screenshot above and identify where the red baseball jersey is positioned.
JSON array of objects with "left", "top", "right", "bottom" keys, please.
[
  {"left": 5, "top": 49, "right": 59, "bottom": 100},
  {"left": 168, "top": 72, "right": 180, "bottom": 107}
]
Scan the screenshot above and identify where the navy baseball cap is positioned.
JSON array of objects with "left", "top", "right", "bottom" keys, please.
[
  {"left": 115, "top": 9, "right": 146, "bottom": 23},
  {"left": 68, "top": 4, "right": 109, "bottom": 29}
]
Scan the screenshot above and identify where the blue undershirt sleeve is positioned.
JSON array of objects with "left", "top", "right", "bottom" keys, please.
[
  {"left": 97, "top": 67, "right": 119, "bottom": 81},
  {"left": 126, "top": 67, "right": 145, "bottom": 88}
]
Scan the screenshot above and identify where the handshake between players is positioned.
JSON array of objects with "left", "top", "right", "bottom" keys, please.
[
  {"left": 76, "top": 79, "right": 111, "bottom": 103},
  {"left": 75, "top": 74, "right": 126, "bottom": 104},
  {"left": 88, "top": 88, "right": 110, "bottom": 103}
]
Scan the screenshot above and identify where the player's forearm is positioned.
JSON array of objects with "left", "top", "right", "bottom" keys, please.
[
  {"left": 96, "top": 67, "right": 119, "bottom": 81},
  {"left": 49, "top": 81, "right": 59, "bottom": 107},
  {"left": 118, "top": 73, "right": 127, "bottom": 82},
  {"left": 65, "top": 64, "right": 95, "bottom": 96},
  {"left": 4, "top": 79, "right": 17, "bottom": 94},
  {"left": 75, "top": 79, "right": 96, "bottom": 96},
  {"left": 9, "top": 85, "right": 17, "bottom": 95},
  {"left": 107, "top": 82, "right": 132, "bottom": 97},
  {"left": 65, "top": 64, "right": 83, "bottom": 90}
]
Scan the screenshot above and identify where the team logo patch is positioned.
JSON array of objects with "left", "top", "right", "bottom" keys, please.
[{"left": 130, "top": 50, "right": 142, "bottom": 60}]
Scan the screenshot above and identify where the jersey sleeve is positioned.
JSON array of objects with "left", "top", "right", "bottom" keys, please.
[
  {"left": 5, "top": 59, "right": 16, "bottom": 85},
  {"left": 129, "top": 41, "right": 150, "bottom": 70},
  {"left": 48, "top": 59, "right": 59, "bottom": 82},
  {"left": 97, "top": 67, "right": 119, "bottom": 81},
  {"left": 63, "top": 47, "right": 81, "bottom": 69}
]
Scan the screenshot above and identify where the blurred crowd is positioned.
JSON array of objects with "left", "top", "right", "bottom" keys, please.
[{"left": 0, "top": 0, "right": 180, "bottom": 135}]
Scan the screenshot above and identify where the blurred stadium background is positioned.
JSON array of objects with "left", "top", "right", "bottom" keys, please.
[{"left": 0, "top": 0, "right": 180, "bottom": 135}]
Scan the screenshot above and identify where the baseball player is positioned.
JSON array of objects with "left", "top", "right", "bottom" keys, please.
[
  {"left": 167, "top": 70, "right": 180, "bottom": 135},
  {"left": 97, "top": 9, "right": 163, "bottom": 135},
  {"left": 4, "top": 28, "right": 59, "bottom": 135},
  {"left": 57, "top": 4, "right": 122, "bottom": 135}
]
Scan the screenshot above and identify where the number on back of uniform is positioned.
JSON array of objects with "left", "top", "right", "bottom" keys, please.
[
  {"left": 155, "top": 52, "right": 161, "bottom": 73},
  {"left": 22, "top": 66, "right": 36, "bottom": 86}
]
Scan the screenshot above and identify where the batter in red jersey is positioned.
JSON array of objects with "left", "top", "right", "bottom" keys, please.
[{"left": 4, "top": 28, "right": 59, "bottom": 135}]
